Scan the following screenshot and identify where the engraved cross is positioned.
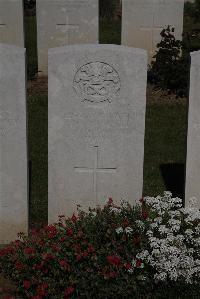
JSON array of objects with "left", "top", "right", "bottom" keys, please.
[
  {"left": 74, "top": 146, "right": 117, "bottom": 202},
  {"left": 56, "top": 15, "right": 79, "bottom": 43}
]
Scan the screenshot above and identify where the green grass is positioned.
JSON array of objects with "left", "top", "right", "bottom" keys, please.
[
  {"left": 28, "top": 95, "right": 48, "bottom": 228},
  {"left": 99, "top": 18, "right": 121, "bottom": 44},
  {"left": 143, "top": 99, "right": 188, "bottom": 198}
]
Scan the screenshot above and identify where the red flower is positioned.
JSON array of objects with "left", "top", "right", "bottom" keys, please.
[
  {"left": 76, "top": 254, "right": 82, "bottom": 261},
  {"left": 23, "top": 280, "right": 31, "bottom": 289},
  {"left": 108, "top": 197, "right": 113, "bottom": 205},
  {"left": 60, "top": 237, "right": 67, "bottom": 242},
  {"left": 0, "top": 246, "right": 14, "bottom": 257},
  {"left": 71, "top": 213, "right": 78, "bottom": 222},
  {"left": 82, "top": 251, "right": 88, "bottom": 258},
  {"left": 59, "top": 260, "right": 70, "bottom": 270},
  {"left": 15, "top": 261, "right": 25, "bottom": 270},
  {"left": 13, "top": 240, "right": 22, "bottom": 248},
  {"left": 142, "top": 210, "right": 149, "bottom": 220},
  {"left": 106, "top": 255, "right": 121, "bottom": 266},
  {"left": 37, "top": 283, "right": 49, "bottom": 296},
  {"left": 124, "top": 263, "right": 132, "bottom": 270},
  {"left": 42, "top": 253, "right": 54, "bottom": 261},
  {"left": 64, "top": 286, "right": 75, "bottom": 298},
  {"left": 32, "top": 263, "right": 43, "bottom": 270},
  {"left": 45, "top": 225, "right": 58, "bottom": 238},
  {"left": 66, "top": 228, "right": 73, "bottom": 236},
  {"left": 24, "top": 247, "right": 35, "bottom": 255},
  {"left": 87, "top": 245, "right": 95, "bottom": 253},
  {"left": 136, "top": 259, "right": 142, "bottom": 268},
  {"left": 50, "top": 244, "right": 61, "bottom": 252}
]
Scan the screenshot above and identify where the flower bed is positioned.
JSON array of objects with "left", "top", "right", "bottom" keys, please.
[{"left": 0, "top": 192, "right": 200, "bottom": 298}]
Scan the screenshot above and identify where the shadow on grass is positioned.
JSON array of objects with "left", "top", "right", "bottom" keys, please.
[{"left": 159, "top": 163, "right": 185, "bottom": 200}]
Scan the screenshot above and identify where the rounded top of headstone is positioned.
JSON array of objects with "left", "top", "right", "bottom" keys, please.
[{"left": 48, "top": 44, "right": 147, "bottom": 58}]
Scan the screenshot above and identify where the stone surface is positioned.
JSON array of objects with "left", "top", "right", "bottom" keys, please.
[
  {"left": 0, "top": 0, "right": 24, "bottom": 47},
  {"left": 36, "top": 0, "right": 98, "bottom": 75},
  {"left": 48, "top": 44, "right": 147, "bottom": 223},
  {"left": 121, "top": 0, "right": 184, "bottom": 61},
  {"left": 0, "top": 44, "right": 28, "bottom": 244},
  {"left": 185, "top": 51, "right": 200, "bottom": 209}
]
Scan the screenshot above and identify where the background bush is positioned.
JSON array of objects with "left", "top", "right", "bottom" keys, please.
[{"left": 148, "top": 26, "right": 190, "bottom": 97}]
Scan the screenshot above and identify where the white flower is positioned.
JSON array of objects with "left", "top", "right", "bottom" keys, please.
[
  {"left": 124, "top": 226, "right": 133, "bottom": 235},
  {"left": 135, "top": 220, "right": 145, "bottom": 232},
  {"left": 91, "top": 211, "right": 97, "bottom": 217},
  {"left": 110, "top": 207, "right": 121, "bottom": 214},
  {"left": 127, "top": 268, "right": 134, "bottom": 274},
  {"left": 142, "top": 192, "right": 200, "bottom": 284},
  {"left": 115, "top": 227, "right": 123, "bottom": 234},
  {"left": 131, "top": 259, "right": 136, "bottom": 267},
  {"left": 140, "top": 263, "right": 145, "bottom": 268}
]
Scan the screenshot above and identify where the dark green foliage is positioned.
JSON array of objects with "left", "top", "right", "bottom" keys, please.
[
  {"left": 184, "top": 0, "right": 200, "bottom": 53},
  {"left": 148, "top": 26, "right": 190, "bottom": 97},
  {"left": 99, "top": 0, "right": 120, "bottom": 19},
  {"left": 24, "top": 0, "right": 36, "bottom": 10},
  {"left": 185, "top": 0, "right": 200, "bottom": 23}
]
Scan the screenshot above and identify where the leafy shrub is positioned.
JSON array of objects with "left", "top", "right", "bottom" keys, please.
[
  {"left": 0, "top": 193, "right": 200, "bottom": 298},
  {"left": 148, "top": 26, "right": 190, "bottom": 97}
]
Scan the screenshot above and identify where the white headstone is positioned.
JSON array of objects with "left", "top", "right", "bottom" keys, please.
[
  {"left": 0, "top": 0, "right": 24, "bottom": 47},
  {"left": 36, "top": 0, "right": 99, "bottom": 75},
  {"left": 48, "top": 44, "right": 147, "bottom": 223},
  {"left": 121, "top": 0, "right": 184, "bottom": 61},
  {"left": 185, "top": 51, "right": 200, "bottom": 209},
  {"left": 0, "top": 44, "right": 28, "bottom": 244}
]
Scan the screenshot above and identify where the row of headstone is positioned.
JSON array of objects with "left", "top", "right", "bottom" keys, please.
[
  {"left": 0, "top": 0, "right": 185, "bottom": 75},
  {"left": 0, "top": 42, "right": 200, "bottom": 244},
  {"left": 122, "top": 0, "right": 184, "bottom": 62}
]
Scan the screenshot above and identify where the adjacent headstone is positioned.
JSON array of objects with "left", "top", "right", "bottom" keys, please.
[
  {"left": 122, "top": 0, "right": 184, "bottom": 61},
  {"left": 48, "top": 44, "right": 147, "bottom": 223},
  {"left": 0, "top": 0, "right": 24, "bottom": 47},
  {"left": 36, "top": 0, "right": 99, "bottom": 75},
  {"left": 0, "top": 44, "right": 28, "bottom": 244},
  {"left": 185, "top": 51, "right": 200, "bottom": 209}
]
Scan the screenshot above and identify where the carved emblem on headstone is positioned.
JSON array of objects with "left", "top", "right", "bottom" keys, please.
[{"left": 74, "top": 62, "right": 120, "bottom": 103}]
